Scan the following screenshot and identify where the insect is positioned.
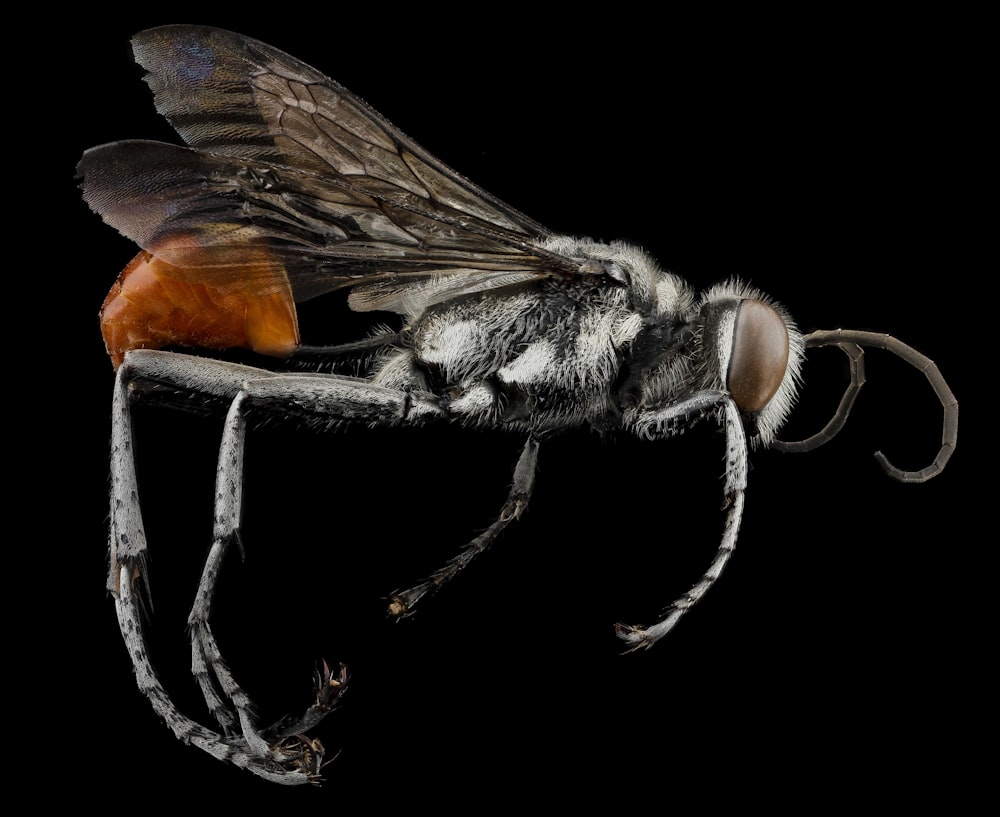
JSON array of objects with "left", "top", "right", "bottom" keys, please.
[{"left": 78, "top": 26, "right": 958, "bottom": 786}]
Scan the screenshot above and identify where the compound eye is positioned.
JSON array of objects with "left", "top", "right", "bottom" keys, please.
[{"left": 727, "top": 299, "right": 790, "bottom": 414}]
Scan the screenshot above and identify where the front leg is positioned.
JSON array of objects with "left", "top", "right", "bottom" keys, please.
[{"left": 616, "top": 392, "right": 747, "bottom": 649}]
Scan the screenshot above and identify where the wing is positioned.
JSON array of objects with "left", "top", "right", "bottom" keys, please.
[{"left": 79, "top": 25, "right": 583, "bottom": 319}]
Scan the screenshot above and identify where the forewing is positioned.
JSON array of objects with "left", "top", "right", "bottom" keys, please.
[
  {"left": 132, "top": 26, "right": 548, "bottom": 236},
  {"left": 80, "top": 25, "right": 579, "bottom": 312}
]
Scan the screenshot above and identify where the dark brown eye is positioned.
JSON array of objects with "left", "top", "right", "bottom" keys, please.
[{"left": 727, "top": 299, "right": 790, "bottom": 414}]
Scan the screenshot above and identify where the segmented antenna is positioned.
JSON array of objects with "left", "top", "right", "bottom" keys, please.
[{"left": 771, "top": 329, "right": 958, "bottom": 483}]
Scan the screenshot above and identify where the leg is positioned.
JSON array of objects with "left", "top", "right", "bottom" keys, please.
[
  {"left": 387, "top": 435, "right": 540, "bottom": 618},
  {"left": 116, "top": 568, "right": 338, "bottom": 784},
  {"left": 185, "top": 366, "right": 447, "bottom": 762},
  {"left": 617, "top": 392, "right": 747, "bottom": 649},
  {"left": 111, "top": 350, "right": 333, "bottom": 784},
  {"left": 111, "top": 350, "right": 443, "bottom": 782},
  {"left": 109, "top": 349, "right": 272, "bottom": 600}
]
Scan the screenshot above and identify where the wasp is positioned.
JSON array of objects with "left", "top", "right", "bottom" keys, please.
[{"left": 78, "top": 25, "right": 957, "bottom": 785}]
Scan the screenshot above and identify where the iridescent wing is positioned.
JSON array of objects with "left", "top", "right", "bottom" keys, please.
[{"left": 78, "top": 25, "right": 585, "bottom": 321}]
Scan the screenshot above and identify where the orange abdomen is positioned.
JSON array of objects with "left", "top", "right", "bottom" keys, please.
[{"left": 101, "top": 251, "right": 300, "bottom": 369}]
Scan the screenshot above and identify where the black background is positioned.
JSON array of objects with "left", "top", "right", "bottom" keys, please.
[{"left": 41, "top": 8, "right": 983, "bottom": 808}]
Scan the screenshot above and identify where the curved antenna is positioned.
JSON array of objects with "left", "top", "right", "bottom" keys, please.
[
  {"left": 771, "top": 329, "right": 958, "bottom": 483},
  {"left": 771, "top": 338, "right": 867, "bottom": 454}
]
